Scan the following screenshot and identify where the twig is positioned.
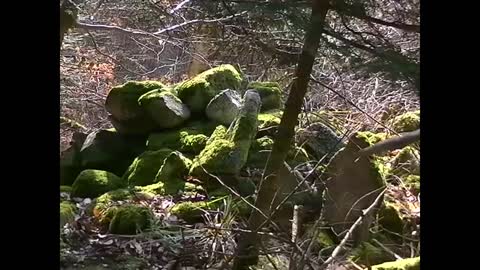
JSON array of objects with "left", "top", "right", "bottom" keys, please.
[
  {"left": 319, "top": 189, "right": 386, "bottom": 269},
  {"left": 169, "top": 0, "right": 192, "bottom": 14}
]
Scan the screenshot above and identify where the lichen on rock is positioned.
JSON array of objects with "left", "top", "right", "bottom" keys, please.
[{"left": 247, "top": 81, "right": 282, "bottom": 111}]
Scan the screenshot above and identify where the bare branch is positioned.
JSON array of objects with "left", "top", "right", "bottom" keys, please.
[{"left": 169, "top": 0, "right": 193, "bottom": 14}]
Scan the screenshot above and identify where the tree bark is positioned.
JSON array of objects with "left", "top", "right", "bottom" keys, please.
[{"left": 232, "top": 0, "right": 331, "bottom": 269}]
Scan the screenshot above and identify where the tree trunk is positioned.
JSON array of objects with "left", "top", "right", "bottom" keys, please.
[{"left": 232, "top": 0, "right": 331, "bottom": 269}]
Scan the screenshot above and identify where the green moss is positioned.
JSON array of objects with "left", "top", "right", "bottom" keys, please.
[
  {"left": 258, "top": 110, "right": 283, "bottom": 129},
  {"left": 123, "top": 149, "right": 173, "bottom": 186},
  {"left": 206, "top": 125, "right": 228, "bottom": 145},
  {"left": 170, "top": 200, "right": 219, "bottom": 223},
  {"left": 90, "top": 188, "right": 135, "bottom": 222},
  {"left": 138, "top": 89, "right": 181, "bottom": 107},
  {"left": 391, "top": 111, "right": 420, "bottom": 133},
  {"left": 356, "top": 131, "right": 390, "bottom": 146},
  {"left": 146, "top": 122, "right": 216, "bottom": 154},
  {"left": 403, "top": 175, "right": 420, "bottom": 193},
  {"left": 350, "top": 242, "right": 394, "bottom": 266},
  {"left": 60, "top": 201, "right": 77, "bottom": 227},
  {"left": 175, "top": 64, "right": 243, "bottom": 113},
  {"left": 137, "top": 181, "right": 204, "bottom": 196},
  {"left": 154, "top": 151, "right": 192, "bottom": 194},
  {"left": 105, "top": 80, "right": 167, "bottom": 121},
  {"left": 108, "top": 204, "right": 153, "bottom": 235},
  {"left": 60, "top": 185, "right": 72, "bottom": 193},
  {"left": 317, "top": 230, "right": 336, "bottom": 248},
  {"left": 247, "top": 136, "right": 310, "bottom": 168},
  {"left": 189, "top": 139, "right": 238, "bottom": 176},
  {"left": 226, "top": 104, "right": 259, "bottom": 143},
  {"left": 390, "top": 147, "right": 420, "bottom": 176},
  {"left": 71, "top": 170, "right": 126, "bottom": 198},
  {"left": 247, "top": 81, "right": 282, "bottom": 111},
  {"left": 379, "top": 202, "right": 404, "bottom": 235},
  {"left": 371, "top": 257, "right": 420, "bottom": 270}
]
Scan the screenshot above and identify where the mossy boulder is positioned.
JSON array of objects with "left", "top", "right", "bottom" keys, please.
[
  {"left": 60, "top": 132, "right": 88, "bottom": 185},
  {"left": 123, "top": 149, "right": 173, "bottom": 186},
  {"left": 108, "top": 114, "right": 158, "bottom": 135},
  {"left": 321, "top": 132, "right": 386, "bottom": 243},
  {"left": 105, "top": 80, "right": 167, "bottom": 121},
  {"left": 136, "top": 181, "right": 204, "bottom": 196},
  {"left": 108, "top": 204, "right": 153, "bottom": 235},
  {"left": 175, "top": 64, "right": 243, "bottom": 113},
  {"left": 71, "top": 170, "right": 126, "bottom": 198},
  {"left": 390, "top": 146, "right": 420, "bottom": 176},
  {"left": 138, "top": 90, "right": 191, "bottom": 129},
  {"left": 247, "top": 81, "right": 282, "bottom": 111},
  {"left": 350, "top": 242, "right": 394, "bottom": 266},
  {"left": 170, "top": 200, "right": 220, "bottom": 223},
  {"left": 205, "top": 89, "right": 242, "bottom": 125},
  {"left": 189, "top": 91, "right": 261, "bottom": 189},
  {"left": 154, "top": 151, "right": 192, "bottom": 194},
  {"left": 146, "top": 121, "right": 218, "bottom": 153},
  {"left": 378, "top": 201, "right": 404, "bottom": 235},
  {"left": 247, "top": 136, "right": 310, "bottom": 168},
  {"left": 391, "top": 111, "right": 420, "bottom": 133},
  {"left": 147, "top": 131, "right": 208, "bottom": 154},
  {"left": 206, "top": 125, "right": 228, "bottom": 144},
  {"left": 78, "top": 129, "right": 147, "bottom": 178},
  {"left": 370, "top": 257, "right": 420, "bottom": 270},
  {"left": 296, "top": 122, "right": 345, "bottom": 161},
  {"left": 403, "top": 174, "right": 420, "bottom": 194},
  {"left": 60, "top": 185, "right": 73, "bottom": 193},
  {"left": 60, "top": 201, "right": 77, "bottom": 227}
]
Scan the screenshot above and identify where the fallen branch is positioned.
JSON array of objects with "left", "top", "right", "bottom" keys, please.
[{"left": 318, "top": 188, "right": 386, "bottom": 269}]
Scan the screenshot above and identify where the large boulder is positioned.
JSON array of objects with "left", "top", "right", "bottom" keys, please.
[
  {"left": 189, "top": 90, "right": 261, "bottom": 189},
  {"left": 321, "top": 132, "right": 386, "bottom": 244},
  {"left": 108, "top": 114, "right": 158, "bottom": 135},
  {"left": 123, "top": 149, "right": 173, "bottom": 186},
  {"left": 78, "top": 129, "right": 146, "bottom": 178},
  {"left": 146, "top": 121, "right": 218, "bottom": 154},
  {"left": 175, "top": 65, "right": 243, "bottom": 113},
  {"left": 105, "top": 80, "right": 167, "bottom": 121},
  {"left": 205, "top": 89, "right": 242, "bottom": 125},
  {"left": 247, "top": 81, "right": 282, "bottom": 111},
  {"left": 60, "top": 132, "right": 88, "bottom": 185},
  {"left": 154, "top": 151, "right": 192, "bottom": 194},
  {"left": 138, "top": 90, "right": 191, "bottom": 129},
  {"left": 71, "top": 169, "right": 126, "bottom": 198},
  {"left": 108, "top": 204, "right": 153, "bottom": 235},
  {"left": 296, "top": 122, "right": 345, "bottom": 161}
]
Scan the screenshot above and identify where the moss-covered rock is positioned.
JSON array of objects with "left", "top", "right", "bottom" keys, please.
[
  {"left": 138, "top": 90, "right": 191, "bottom": 129},
  {"left": 390, "top": 146, "right": 420, "bottom": 176},
  {"left": 206, "top": 89, "right": 242, "bottom": 125},
  {"left": 108, "top": 204, "right": 153, "bottom": 235},
  {"left": 205, "top": 125, "right": 228, "bottom": 145},
  {"left": 296, "top": 122, "right": 345, "bottom": 161},
  {"left": 123, "top": 149, "right": 173, "bottom": 186},
  {"left": 403, "top": 174, "right": 420, "bottom": 194},
  {"left": 247, "top": 81, "right": 282, "bottom": 111},
  {"left": 391, "top": 111, "right": 420, "bottom": 133},
  {"left": 247, "top": 136, "right": 310, "bottom": 168},
  {"left": 60, "top": 201, "right": 77, "bottom": 227},
  {"left": 136, "top": 181, "right": 204, "bottom": 196},
  {"left": 79, "top": 129, "right": 147, "bottom": 179},
  {"left": 175, "top": 64, "right": 243, "bottom": 113},
  {"left": 170, "top": 200, "right": 220, "bottom": 223},
  {"left": 370, "top": 257, "right": 420, "bottom": 270},
  {"left": 60, "top": 185, "right": 73, "bottom": 193},
  {"left": 71, "top": 170, "right": 126, "bottom": 198},
  {"left": 105, "top": 80, "right": 167, "bottom": 121},
  {"left": 89, "top": 188, "right": 145, "bottom": 225},
  {"left": 350, "top": 242, "right": 394, "bottom": 266},
  {"left": 154, "top": 151, "right": 192, "bottom": 194},
  {"left": 108, "top": 114, "right": 158, "bottom": 135},
  {"left": 146, "top": 121, "right": 217, "bottom": 154},
  {"left": 378, "top": 201, "right": 404, "bottom": 235},
  {"left": 257, "top": 110, "right": 282, "bottom": 130}
]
